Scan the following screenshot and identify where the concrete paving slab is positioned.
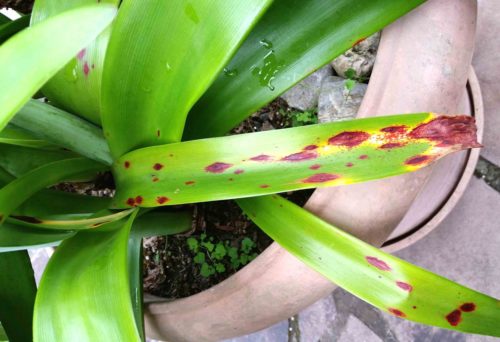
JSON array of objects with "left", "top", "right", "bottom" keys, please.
[{"left": 473, "top": 0, "right": 500, "bottom": 165}]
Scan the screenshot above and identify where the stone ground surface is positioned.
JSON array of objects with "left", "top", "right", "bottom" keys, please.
[{"left": 226, "top": 1, "right": 500, "bottom": 341}]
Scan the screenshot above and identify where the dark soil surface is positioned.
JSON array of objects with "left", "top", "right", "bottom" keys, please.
[
  {"left": 143, "top": 99, "right": 315, "bottom": 299},
  {"left": 0, "top": 0, "right": 33, "bottom": 13}
]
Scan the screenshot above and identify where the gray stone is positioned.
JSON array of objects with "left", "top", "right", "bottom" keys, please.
[
  {"left": 317, "top": 76, "right": 367, "bottom": 123},
  {"left": 222, "top": 320, "right": 288, "bottom": 342},
  {"left": 473, "top": 0, "right": 500, "bottom": 166},
  {"left": 281, "top": 65, "right": 333, "bottom": 111},
  {"left": 331, "top": 32, "right": 380, "bottom": 79},
  {"left": 299, "top": 293, "right": 336, "bottom": 342},
  {"left": 338, "top": 316, "right": 383, "bottom": 342}
]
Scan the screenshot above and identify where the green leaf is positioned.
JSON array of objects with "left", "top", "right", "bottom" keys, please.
[
  {"left": 0, "top": 144, "right": 77, "bottom": 177},
  {"left": 0, "top": 250, "right": 36, "bottom": 342},
  {"left": 215, "top": 263, "right": 226, "bottom": 273},
  {"left": 213, "top": 242, "right": 227, "bottom": 260},
  {"left": 101, "top": 0, "right": 273, "bottom": 158},
  {"left": 241, "top": 237, "right": 255, "bottom": 254},
  {"left": 132, "top": 211, "right": 192, "bottom": 238},
  {"left": 0, "top": 322, "right": 7, "bottom": 341},
  {"left": 183, "top": 0, "right": 425, "bottom": 139},
  {"left": 111, "top": 114, "right": 480, "bottom": 207},
  {"left": 0, "top": 158, "right": 106, "bottom": 224},
  {"left": 0, "top": 125, "right": 53, "bottom": 148},
  {"left": 30, "top": 0, "right": 120, "bottom": 125},
  {"left": 237, "top": 195, "right": 500, "bottom": 336},
  {"left": 200, "top": 263, "right": 215, "bottom": 277},
  {"left": 0, "top": 4, "right": 116, "bottom": 132},
  {"left": 194, "top": 252, "right": 206, "bottom": 265},
  {"left": 187, "top": 237, "right": 199, "bottom": 252},
  {"left": 34, "top": 213, "right": 141, "bottom": 342},
  {"left": 0, "top": 15, "right": 29, "bottom": 45},
  {"left": 0, "top": 221, "right": 75, "bottom": 252},
  {"left": 12, "top": 100, "right": 113, "bottom": 165}
]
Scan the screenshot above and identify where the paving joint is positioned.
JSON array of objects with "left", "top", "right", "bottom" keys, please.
[
  {"left": 288, "top": 315, "right": 301, "bottom": 342},
  {"left": 474, "top": 156, "right": 500, "bottom": 193}
]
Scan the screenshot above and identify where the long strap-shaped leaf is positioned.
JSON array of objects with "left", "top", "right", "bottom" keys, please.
[
  {"left": 0, "top": 158, "right": 105, "bottom": 223},
  {"left": 8, "top": 208, "right": 134, "bottom": 231},
  {"left": 11, "top": 100, "right": 112, "bottom": 165},
  {"left": 0, "top": 250, "right": 36, "bottom": 342},
  {"left": 34, "top": 212, "right": 141, "bottom": 342},
  {"left": 0, "top": 15, "right": 29, "bottom": 45},
  {"left": 30, "top": 0, "right": 120, "bottom": 125},
  {"left": 101, "top": 0, "right": 273, "bottom": 158},
  {"left": 0, "top": 4, "right": 116, "bottom": 132},
  {"left": 0, "top": 221, "right": 75, "bottom": 252},
  {"left": 127, "top": 210, "right": 192, "bottom": 341},
  {"left": 237, "top": 195, "right": 500, "bottom": 336},
  {"left": 112, "top": 113, "right": 480, "bottom": 208},
  {"left": 183, "top": 0, "right": 425, "bottom": 139},
  {"left": 0, "top": 125, "right": 53, "bottom": 148}
]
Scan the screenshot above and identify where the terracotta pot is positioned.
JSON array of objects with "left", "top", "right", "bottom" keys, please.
[{"left": 144, "top": 0, "right": 479, "bottom": 341}]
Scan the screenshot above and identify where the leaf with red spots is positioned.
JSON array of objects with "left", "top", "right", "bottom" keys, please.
[
  {"left": 111, "top": 113, "right": 480, "bottom": 208},
  {"left": 237, "top": 195, "right": 500, "bottom": 337},
  {"left": 28, "top": 1, "right": 119, "bottom": 125}
]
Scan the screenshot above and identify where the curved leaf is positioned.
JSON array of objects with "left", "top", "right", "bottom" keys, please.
[
  {"left": 101, "top": 0, "right": 273, "bottom": 158},
  {"left": 0, "top": 158, "right": 106, "bottom": 223},
  {"left": 237, "top": 195, "right": 500, "bottom": 337},
  {"left": 0, "top": 221, "right": 74, "bottom": 253},
  {"left": 30, "top": 0, "right": 120, "bottom": 124},
  {"left": 0, "top": 250, "right": 36, "bottom": 342},
  {"left": 111, "top": 114, "right": 479, "bottom": 208},
  {"left": 12, "top": 100, "right": 113, "bottom": 165},
  {"left": 34, "top": 212, "right": 141, "bottom": 342},
  {"left": 184, "top": 0, "right": 425, "bottom": 139},
  {"left": 0, "top": 15, "right": 29, "bottom": 44},
  {"left": 0, "top": 125, "right": 53, "bottom": 148}
]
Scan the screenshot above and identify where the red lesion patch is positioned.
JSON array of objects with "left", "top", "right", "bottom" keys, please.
[
  {"left": 396, "top": 281, "right": 413, "bottom": 292},
  {"left": 77, "top": 49, "right": 86, "bottom": 60},
  {"left": 409, "top": 115, "right": 481, "bottom": 148},
  {"left": 156, "top": 196, "right": 169, "bottom": 204},
  {"left": 135, "top": 196, "right": 143, "bottom": 205},
  {"left": 380, "top": 143, "right": 406, "bottom": 149},
  {"left": 282, "top": 151, "right": 318, "bottom": 162},
  {"left": 250, "top": 154, "right": 273, "bottom": 161},
  {"left": 153, "top": 163, "right": 164, "bottom": 171},
  {"left": 460, "top": 303, "right": 476, "bottom": 312},
  {"left": 302, "top": 173, "right": 339, "bottom": 183},
  {"left": 309, "top": 164, "right": 321, "bottom": 170},
  {"left": 446, "top": 309, "right": 462, "bottom": 326},
  {"left": 234, "top": 169, "right": 244, "bottom": 174},
  {"left": 345, "top": 162, "right": 354, "bottom": 167},
  {"left": 126, "top": 198, "right": 136, "bottom": 206},
  {"left": 156, "top": 130, "right": 161, "bottom": 137},
  {"left": 328, "top": 131, "right": 370, "bottom": 147},
  {"left": 359, "top": 154, "right": 368, "bottom": 160},
  {"left": 405, "top": 155, "right": 431, "bottom": 166},
  {"left": 381, "top": 125, "right": 407, "bottom": 134},
  {"left": 185, "top": 181, "right": 195, "bottom": 185},
  {"left": 205, "top": 162, "right": 233, "bottom": 173},
  {"left": 388, "top": 308, "right": 406, "bottom": 318},
  {"left": 303, "top": 144, "right": 318, "bottom": 151},
  {"left": 259, "top": 184, "right": 270, "bottom": 188},
  {"left": 83, "top": 62, "right": 90, "bottom": 76},
  {"left": 365, "top": 256, "right": 391, "bottom": 271},
  {"left": 152, "top": 177, "right": 159, "bottom": 182},
  {"left": 124, "top": 161, "right": 131, "bottom": 168}
]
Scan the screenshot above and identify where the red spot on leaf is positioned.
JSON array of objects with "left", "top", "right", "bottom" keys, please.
[
  {"left": 153, "top": 163, "right": 164, "bottom": 170},
  {"left": 282, "top": 151, "right": 318, "bottom": 162},
  {"left": 83, "top": 62, "right": 90, "bottom": 76},
  {"left": 309, "top": 164, "right": 321, "bottom": 170},
  {"left": 446, "top": 309, "right": 462, "bottom": 326},
  {"left": 353, "top": 37, "right": 366, "bottom": 46},
  {"left": 126, "top": 198, "right": 136, "bottom": 206},
  {"left": 388, "top": 308, "right": 406, "bottom": 318},
  {"left": 185, "top": 181, "right": 195, "bottom": 185},
  {"left": 260, "top": 184, "right": 270, "bottom": 188},
  {"left": 250, "top": 154, "right": 272, "bottom": 161},
  {"left": 359, "top": 154, "right": 369, "bottom": 160},
  {"left": 302, "top": 173, "right": 340, "bottom": 183},
  {"left": 396, "top": 281, "right": 413, "bottom": 292},
  {"left": 381, "top": 125, "right": 407, "bottom": 134},
  {"left": 460, "top": 303, "right": 476, "bottom": 312},
  {"left": 156, "top": 196, "right": 169, "bottom": 204},
  {"left": 205, "top": 162, "right": 232, "bottom": 173},
  {"left": 380, "top": 143, "right": 405, "bottom": 149},
  {"left": 346, "top": 162, "right": 354, "bottom": 167},
  {"left": 124, "top": 161, "right": 130, "bottom": 168},
  {"left": 304, "top": 144, "right": 318, "bottom": 151},
  {"left": 405, "top": 155, "right": 431, "bottom": 166},
  {"left": 77, "top": 49, "right": 86, "bottom": 60},
  {"left": 409, "top": 116, "right": 481, "bottom": 148},
  {"left": 412, "top": 306, "right": 417, "bottom": 309},
  {"left": 156, "top": 130, "right": 161, "bottom": 137},
  {"left": 234, "top": 169, "right": 244, "bottom": 174},
  {"left": 328, "top": 131, "right": 370, "bottom": 147},
  {"left": 152, "top": 177, "right": 159, "bottom": 182},
  {"left": 366, "top": 256, "right": 391, "bottom": 271},
  {"left": 135, "top": 196, "right": 143, "bottom": 205}
]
